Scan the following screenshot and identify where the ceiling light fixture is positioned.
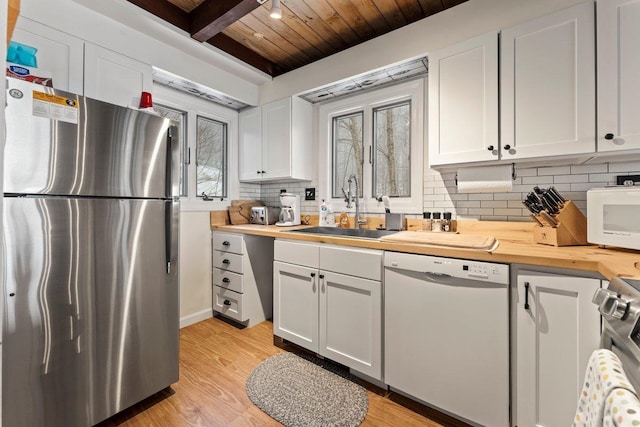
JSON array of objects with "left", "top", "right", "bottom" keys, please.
[{"left": 270, "top": 0, "right": 282, "bottom": 19}]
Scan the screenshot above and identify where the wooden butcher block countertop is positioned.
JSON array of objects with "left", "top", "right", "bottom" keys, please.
[{"left": 210, "top": 217, "right": 640, "bottom": 281}]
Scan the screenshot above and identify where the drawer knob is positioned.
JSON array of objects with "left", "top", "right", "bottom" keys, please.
[
  {"left": 222, "top": 277, "right": 230, "bottom": 283},
  {"left": 222, "top": 241, "right": 230, "bottom": 246},
  {"left": 223, "top": 300, "right": 231, "bottom": 306},
  {"left": 605, "top": 133, "right": 615, "bottom": 140},
  {"left": 310, "top": 273, "right": 316, "bottom": 278},
  {"left": 319, "top": 274, "right": 325, "bottom": 279},
  {"left": 222, "top": 259, "right": 230, "bottom": 264},
  {"left": 487, "top": 145, "right": 494, "bottom": 151},
  {"left": 503, "top": 144, "right": 511, "bottom": 150}
]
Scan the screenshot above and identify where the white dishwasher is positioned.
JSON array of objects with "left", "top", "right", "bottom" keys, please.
[{"left": 384, "top": 252, "right": 510, "bottom": 427}]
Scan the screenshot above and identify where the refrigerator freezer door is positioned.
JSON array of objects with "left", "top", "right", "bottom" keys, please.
[
  {"left": 4, "top": 78, "right": 177, "bottom": 199},
  {"left": 2, "top": 197, "right": 179, "bottom": 427}
]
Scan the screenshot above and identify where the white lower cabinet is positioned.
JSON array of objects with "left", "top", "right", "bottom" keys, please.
[
  {"left": 514, "top": 270, "right": 601, "bottom": 427},
  {"left": 211, "top": 232, "right": 273, "bottom": 327},
  {"left": 273, "top": 240, "right": 382, "bottom": 380}
]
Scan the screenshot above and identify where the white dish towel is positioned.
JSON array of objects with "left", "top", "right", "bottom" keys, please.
[{"left": 574, "top": 349, "right": 640, "bottom": 426}]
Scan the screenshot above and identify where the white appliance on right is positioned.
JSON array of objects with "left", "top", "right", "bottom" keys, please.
[
  {"left": 276, "top": 193, "right": 300, "bottom": 226},
  {"left": 384, "top": 252, "right": 510, "bottom": 427},
  {"left": 587, "top": 186, "right": 640, "bottom": 250}
]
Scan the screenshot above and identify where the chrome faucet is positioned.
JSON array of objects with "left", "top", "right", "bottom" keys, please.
[{"left": 342, "top": 174, "right": 367, "bottom": 229}]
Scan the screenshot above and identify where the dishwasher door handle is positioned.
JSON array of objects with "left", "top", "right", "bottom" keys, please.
[{"left": 424, "top": 272, "right": 453, "bottom": 280}]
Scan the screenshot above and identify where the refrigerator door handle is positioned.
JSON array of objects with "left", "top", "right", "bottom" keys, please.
[
  {"left": 166, "top": 125, "right": 180, "bottom": 198},
  {"left": 165, "top": 200, "right": 172, "bottom": 274}
]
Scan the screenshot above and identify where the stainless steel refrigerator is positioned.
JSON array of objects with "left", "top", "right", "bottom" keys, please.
[{"left": 3, "top": 78, "right": 180, "bottom": 427}]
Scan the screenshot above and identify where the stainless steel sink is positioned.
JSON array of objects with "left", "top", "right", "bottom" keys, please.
[{"left": 285, "top": 226, "right": 398, "bottom": 240}]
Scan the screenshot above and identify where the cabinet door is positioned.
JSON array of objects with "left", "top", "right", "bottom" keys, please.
[
  {"left": 84, "top": 43, "right": 152, "bottom": 108},
  {"left": 11, "top": 17, "right": 84, "bottom": 94},
  {"left": 238, "top": 106, "right": 264, "bottom": 182},
  {"left": 501, "top": 2, "right": 595, "bottom": 160},
  {"left": 319, "top": 271, "right": 382, "bottom": 380},
  {"left": 597, "top": 0, "right": 640, "bottom": 152},
  {"left": 273, "top": 261, "right": 318, "bottom": 352},
  {"left": 428, "top": 32, "right": 499, "bottom": 166},
  {"left": 262, "top": 98, "right": 292, "bottom": 180},
  {"left": 515, "top": 271, "right": 600, "bottom": 427}
]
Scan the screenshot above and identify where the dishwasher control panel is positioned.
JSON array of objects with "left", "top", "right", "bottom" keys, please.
[{"left": 384, "top": 252, "right": 509, "bottom": 285}]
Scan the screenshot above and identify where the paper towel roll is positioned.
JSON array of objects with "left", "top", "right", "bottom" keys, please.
[{"left": 457, "top": 164, "right": 513, "bottom": 193}]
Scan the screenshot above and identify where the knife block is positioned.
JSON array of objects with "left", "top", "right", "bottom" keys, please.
[{"left": 532, "top": 200, "right": 588, "bottom": 246}]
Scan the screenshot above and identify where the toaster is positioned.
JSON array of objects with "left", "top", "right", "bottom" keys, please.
[{"left": 250, "top": 206, "right": 281, "bottom": 225}]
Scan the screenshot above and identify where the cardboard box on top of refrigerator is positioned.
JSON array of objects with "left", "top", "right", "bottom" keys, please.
[{"left": 6, "top": 62, "right": 53, "bottom": 87}]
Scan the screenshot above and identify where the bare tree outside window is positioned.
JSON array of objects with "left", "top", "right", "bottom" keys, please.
[
  {"left": 196, "top": 116, "right": 227, "bottom": 198},
  {"left": 373, "top": 102, "right": 411, "bottom": 197},
  {"left": 154, "top": 104, "right": 188, "bottom": 197},
  {"left": 332, "top": 112, "right": 364, "bottom": 198}
]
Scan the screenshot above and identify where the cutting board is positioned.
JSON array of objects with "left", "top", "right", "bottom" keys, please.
[
  {"left": 228, "top": 200, "right": 264, "bottom": 224},
  {"left": 380, "top": 231, "right": 498, "bottom": 251}
]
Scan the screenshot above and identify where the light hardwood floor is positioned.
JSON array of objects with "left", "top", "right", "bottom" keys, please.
[{"left": 98, "top": 317, "right": 467, "bottom": 427}]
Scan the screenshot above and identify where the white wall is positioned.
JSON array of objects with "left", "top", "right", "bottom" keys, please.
[
  {"left": 18, "top": 0, "right": 266, "bottom": 105},
  {"left": 260, "top": 0, "right": 586, "bottom": 103},
  {"left": 179, "top": 211, "right": 213, "bottom": 328}
]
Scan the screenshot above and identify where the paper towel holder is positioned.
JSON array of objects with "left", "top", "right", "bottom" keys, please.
[{"left": 455, "top": 163, "right": 517, "bottom": 186}]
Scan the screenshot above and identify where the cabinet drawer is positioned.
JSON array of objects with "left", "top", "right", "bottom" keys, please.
[
  {"left": 320, "top": 245, "right": 382, "bottom": 281},
  {"left": 212, "top": 232, "right": 244, "bottom": 255},
  {"left": 212, "top": 268, "right": 244, "bottom": 294},
  {"left": 213, "top": 286, "right": 245, "bottom": 322},
  {"left": 212, "top": 251, "right": 244, "bottom": 274},
  {"left": 274, "top": 239, "right": 319, "bottom": 268}
]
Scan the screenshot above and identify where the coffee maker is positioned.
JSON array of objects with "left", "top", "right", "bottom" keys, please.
[{"left": 276, "top": 193, "right": 301, "bottom": 226}]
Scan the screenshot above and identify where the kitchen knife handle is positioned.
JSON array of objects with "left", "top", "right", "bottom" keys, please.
[
  {"left": 530, "top": 214, "right": 544, "bottom": 226},
  {"left": 524, "top": 282, "right": 530, "bottom": 310},
  {"left": 539, "top": 211, "right": 558, "bottom": 227}
]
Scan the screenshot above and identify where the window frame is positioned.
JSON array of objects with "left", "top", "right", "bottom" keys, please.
[
  {"left": 154, "top": 83, "right": 239, "bottom": 212},
  {"left": 319, "top": 79, "right": 424, "bottom": 214}
]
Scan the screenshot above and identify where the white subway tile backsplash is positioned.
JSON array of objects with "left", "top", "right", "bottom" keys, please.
[
  {"left": 517, "top": 167, "right": 538, "bottom": 177},
  {"left": 481, "top": 200, "right": 508, "bottom": 208},
  {"left": 522, "top": 176, "right": 553, "bottom": 185},
  {"left": 608, "top": 161, "right": 640, "bottom": 173},
  {"left": 571, "top": 164, "right": 607, "bottom": 174},
  {"left": 538, "top": 166, "right": 571, "bottom": 176},
  {"left": 554, "top": 174, "right": 589, "bottom": 183},
  {"left": 254, "top": 161, "right": 625, "bottom": 222},
  {"left": 467, "top": 193, "right": 494, "bottom": 201}
]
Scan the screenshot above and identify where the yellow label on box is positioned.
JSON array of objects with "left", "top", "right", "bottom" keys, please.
[
  {"left": 33, "top": 91, "right": 78, "bottom": 108},
  {"left": 32, "top": 90, "right": 78, "bottom": 124}
]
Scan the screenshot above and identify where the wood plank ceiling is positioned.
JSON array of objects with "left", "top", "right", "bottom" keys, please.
[{"left": 127, "top": 0, "right": 468, "bottom": 77}]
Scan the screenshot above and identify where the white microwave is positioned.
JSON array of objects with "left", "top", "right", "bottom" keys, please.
[{"left": 587, "top": 186, "right": 640, "bottom": 251}]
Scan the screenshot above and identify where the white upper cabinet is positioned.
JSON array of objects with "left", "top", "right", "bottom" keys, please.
[
  {"left": 239, "top": 97, "right": 313, "bottom": 182},
  {"left": 238, "top": 106, "right": 263, "bottom": 182},
  {"left": 428, "top": 32, "right": 499, "bottom": 166},
  {"left": 501, "top": 2, "right": 596, "bottom": 160},
  {"left": 84, "top": 43, "right": 153, "bottom": 108},
  {"left": 597, "top": 0, "right": 640, "bottom": 152},
  {"left": 10, "top": 17, "right": 84, "bottom": 94}
]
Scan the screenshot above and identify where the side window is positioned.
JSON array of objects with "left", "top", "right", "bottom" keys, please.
[
  {"left": 196, "top": 116, "right": 227, "bottom": 199},
  {"left": 373, "top": 101, "right": 411, "bottom": 197},
  {"left": 332, "top": 112, "right": 364, "bottom": 198},
  {"left": 155, "top": 104, "right": 188, "bottom": 197}
]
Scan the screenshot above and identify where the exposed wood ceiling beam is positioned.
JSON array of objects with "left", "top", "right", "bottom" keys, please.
[
  {"left": 209, "top": 33, "right": 283, "bottom": 77},
  {"left": 125, "top": 0, "right": 278, "bottom": 76},
  {"left": 190, "top": 0, "right": 262, "bottom": 42},
  {"left": 127, "top": 0, "right": 190, "bottom": 30}
]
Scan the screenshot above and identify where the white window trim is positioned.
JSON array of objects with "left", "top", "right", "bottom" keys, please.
[
  {"left": 154, "top": 83, "right": 239, "bottom": 212},
  {"left": 318, "top": 79, "right": 424, "bottom": 214}
]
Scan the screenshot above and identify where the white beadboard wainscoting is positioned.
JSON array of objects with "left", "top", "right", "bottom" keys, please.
[{"left": 243, "top": 160, "right": 640, "bottom": 222}]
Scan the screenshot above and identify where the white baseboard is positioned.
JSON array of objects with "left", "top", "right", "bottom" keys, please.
[{"left": 180, "top": 308, "right": 213, "bottom": 329}]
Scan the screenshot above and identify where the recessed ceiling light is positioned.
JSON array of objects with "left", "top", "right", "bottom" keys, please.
[{"left": 253, "top": 32, "right": 264, "bottom": 39}]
